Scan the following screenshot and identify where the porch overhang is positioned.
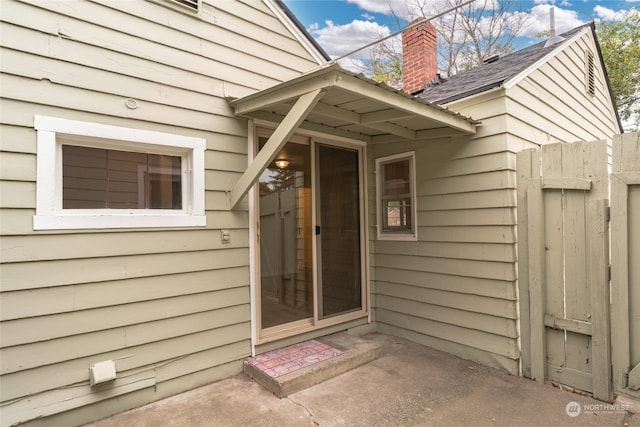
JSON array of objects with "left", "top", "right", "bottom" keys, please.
[{"left": 227, "top": 64, "right": 479, "bottom": 208}]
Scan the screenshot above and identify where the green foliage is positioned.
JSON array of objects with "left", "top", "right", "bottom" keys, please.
[
  {"left": 536, "top": 30, "right": 552, "bottom": 39},
  {"left": 597, "top": 8, "right": 640, "bottom": 131},
  {"left": 372, "top": 54, "right": 403, "bottom": 89},
  {"left": 368, "top": 41, "right": 404, "bottom": 90}
]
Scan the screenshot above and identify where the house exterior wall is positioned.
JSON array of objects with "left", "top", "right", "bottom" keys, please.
[
  {"left": 0, "top": 1, "right": 320, "bottom": 425},
  {"left": 371, "top": 29, "right": 621, "bottom": 376},
  {"left": 371, "top": 91, "right": 521, "bottom": 374}
]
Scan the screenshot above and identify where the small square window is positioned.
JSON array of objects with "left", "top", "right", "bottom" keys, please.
[
  {"left": 376, "top": 152, "right": 417, "bottom": 240},
  {"left": 34, "top": 116, "right": 206, "bottom": 230}
]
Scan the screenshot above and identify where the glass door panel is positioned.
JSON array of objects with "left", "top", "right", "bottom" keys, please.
[
  {"left": 259, "top": 140, "right": 313, "bottom": 329},
  {"left": 316, "top": 144, "right": 362, "bottom": 319}
]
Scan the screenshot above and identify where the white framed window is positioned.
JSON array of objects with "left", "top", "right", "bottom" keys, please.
[
  {"left": 34, "top": 115, "right": 206, "bottom": 230},
  {"left": 376, "top": 152, "right": 417, "bottom": 241}
]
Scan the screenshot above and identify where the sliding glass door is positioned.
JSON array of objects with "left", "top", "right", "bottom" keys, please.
[
  {"left": 256, "top": 133, "right": 365, "bottom": 339},
  {"left": 316, "top": 144, "right": 362, "bottom": 319}
]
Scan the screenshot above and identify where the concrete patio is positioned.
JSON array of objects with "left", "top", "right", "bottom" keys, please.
[{"left": 86, "top": 333, "right": 638, "bottom": 427}]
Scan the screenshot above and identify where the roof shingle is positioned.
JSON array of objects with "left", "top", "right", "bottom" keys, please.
[{"left": 418, "top": 23, "right": 593, "bottom": 104}]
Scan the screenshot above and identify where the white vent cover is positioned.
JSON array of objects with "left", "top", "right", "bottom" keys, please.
[
  {"left": 89, "top": 360, "right": 117, "bottom": 386},
  {"left": 170, "top": 0, "right": 198, "bottom": 11}
]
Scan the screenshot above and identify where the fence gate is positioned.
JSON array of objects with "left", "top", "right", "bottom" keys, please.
[
  {"left": 517, "top": 139, "right": 612, "bottom": 401},
  {"left": 611, "top": 133, "right": 640, "bottom": 396}
]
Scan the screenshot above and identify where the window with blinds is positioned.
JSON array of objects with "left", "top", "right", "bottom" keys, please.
[{"left": 33, "top": 115, "right": 206, "bottom": 230}]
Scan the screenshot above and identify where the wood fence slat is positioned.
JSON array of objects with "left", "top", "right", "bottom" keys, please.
[
  {"left": 563, "top": 189, "right": 589, "bottom": 321},
  {"left": 516, "top": 149, "right": 533, "bottom": 378},
  {"left": 527, "top": 177, "right": 546, "bottom": 383},
  {"left": 541, "top": 142, "right": 562, "bottom": 177},
  {"left": 610, "top": 173, "right": 630, "bottom": 389},
  {"left": 541, "top": 144, "right": 564, "bottom": 322},
  {"left": 543, "top": 187, "right": 564, "bottom": 318},
  {"left": 589, "top": 198, "right": 613, "bottom": 401},
  {"left": 563, "top": 142, "right": 590, "bottom": 323}
]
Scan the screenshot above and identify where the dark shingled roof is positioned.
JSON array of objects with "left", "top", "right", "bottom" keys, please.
[{"left": 417, "top": 23, "right": 593, "bottom": 104}]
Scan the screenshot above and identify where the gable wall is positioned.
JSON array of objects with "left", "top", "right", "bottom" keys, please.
[
  {"left": 504, "top": 30, "right": 620, "bottom": 152},
  {"left": 0, "top": 1, "right": 320, "bottom": 425}
]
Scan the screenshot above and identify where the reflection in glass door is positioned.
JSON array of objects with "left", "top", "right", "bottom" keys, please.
[
  {"left": 259, "top": 140, "right": 313, "bottom": 329},
  {"left": 316, "top": 144, "right": 362, "bottom": 319},
  {"left": 257, "top": 135, "right": 364, "bottom": 336}
]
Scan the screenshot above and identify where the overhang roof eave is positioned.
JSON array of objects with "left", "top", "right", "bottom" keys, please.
[{"left": 230, "top": 64, "right": 479, "bottom": 139}]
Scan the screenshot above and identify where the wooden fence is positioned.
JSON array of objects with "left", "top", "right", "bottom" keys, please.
[{"left": 517, "top": 132, "right": 639, "bottom": 402}]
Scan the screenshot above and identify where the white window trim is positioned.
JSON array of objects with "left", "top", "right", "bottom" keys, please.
[
  {"left": 34, "top": 115, "right": 206, "bottom": 230},
  {"left": 375, "top": 151, "right": 418, "bottom": 241}
]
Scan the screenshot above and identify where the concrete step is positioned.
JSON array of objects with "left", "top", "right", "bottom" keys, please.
[{"left": 243, "top": 332, "right": 382, "bottom": 398}]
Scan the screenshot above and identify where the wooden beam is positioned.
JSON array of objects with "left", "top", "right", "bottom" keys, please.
[
  {"left": 543, "top": 314, "right": 592, "bottom": 335},
  {"left": 361, "top": 109, "right": 413, "bottom": 123},
  {"left": 312, "top": 102, "right": 416, "bottom": 139},
  {"left": 333, "top": 74, "right": 477, "bottom": 135},
  {"left": 229, "top": 89, "right": 325, "bottom": 209},
  {"left": 367, "top": 122, "right": 416, "bottom": 139},
  {"left": 541, "top": 177, "right": 592, "bottom": 190},
  {"left": 371, "top": 127, "right": 466, "bottom": 144},
  {"left": 311, "top": 102, "right": 361, "bottom": 123},
  {"left": 232, "top": 77, "right": 331, "bottom": 116},
  {"left": 247, "top": 110, "right": 371, "bottom": 143},
  {"left": 612, "top": 172, "right": 640, "bottom": 185}
]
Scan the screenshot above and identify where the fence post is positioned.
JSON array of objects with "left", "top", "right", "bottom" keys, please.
[
  {"left": 527, "top": 177, "right": 546, "bottom": 383},
  {"left": 517, "top": 149, "right": 532, "bottom": 378},
  {"left": 589, "top": 198, "right": 612, "bottom": 401}
]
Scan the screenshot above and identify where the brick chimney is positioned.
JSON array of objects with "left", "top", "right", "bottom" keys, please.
[{"left": 402, "top": 19, "right": 437, "bottom": 95}]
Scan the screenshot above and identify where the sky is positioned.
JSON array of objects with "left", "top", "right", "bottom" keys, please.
[{"left": 283, "top": 0, "right": 637, "bottom": 63}]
